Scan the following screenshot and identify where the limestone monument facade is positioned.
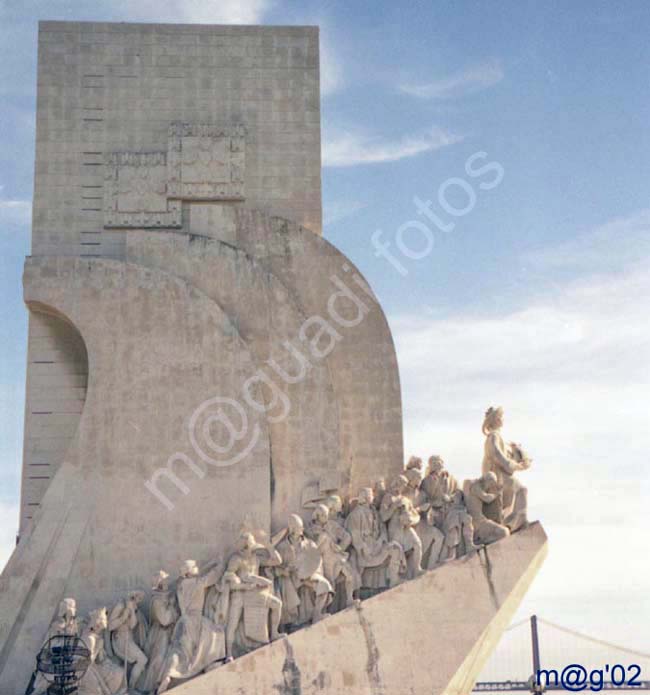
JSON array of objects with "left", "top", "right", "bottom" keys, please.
[{"left": 0, "top": 20, "right": 546, "bottom": 695}]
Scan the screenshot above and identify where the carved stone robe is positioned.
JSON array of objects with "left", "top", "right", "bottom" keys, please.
[
  {"left": 345, "top": 503, "right": 404, "bottom": 588},
  {"left": 77, "top": 628, "right": 125, "bottom": 695},
  {"left": 421, "top": 471, "right": 458, "bottom": 527},
  {"left": 138, "top": 589, "right": 179, "bottom": 693},
  {"left": 161, "top": 569, "right": 225, "bottom": 681},
  {"left": 482, "top": 431, "right": 528, "bottom": 531},
  {"left": 463, "top": 478, "right": 510, "bottom": 545},
  {"left": 276, "top": 534, "right": 332, "bottom": 627},
  {"left": 220, "top": 548, "right": 281, "bottom": 651}
]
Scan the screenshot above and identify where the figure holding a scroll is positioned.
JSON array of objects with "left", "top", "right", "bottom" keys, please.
[
  {"left": 276, "top": 514, "right": 333, "bottom": 628},
  {"left": 220, "top": 531, "right": 283, "bottom": 658}
]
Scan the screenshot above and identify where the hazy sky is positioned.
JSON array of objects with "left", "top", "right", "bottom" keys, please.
[{"left": 1, "top": 0, "right": 649, "bottom": 654}]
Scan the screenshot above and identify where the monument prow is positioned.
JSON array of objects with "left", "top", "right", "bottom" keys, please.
[
  {"left": 4, "top": 20, "right": 547, "bottom": 695},
  {"left": 171, "top": 523, "right": 548, "bottom": 695}
]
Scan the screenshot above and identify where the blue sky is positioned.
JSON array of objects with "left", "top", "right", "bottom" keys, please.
[{"left": 1, "top": 0, "right": 650, "bottom": 653}]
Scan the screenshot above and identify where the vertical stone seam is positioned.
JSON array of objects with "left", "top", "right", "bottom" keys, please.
[
  {"left": 479, "top": 545, "right": 501, "bottom": 610},
  {"left": 355, "top": 602, "right": 385, "bottom": 695}
]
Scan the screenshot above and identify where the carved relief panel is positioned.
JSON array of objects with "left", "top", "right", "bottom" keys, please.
[
  {"left": 104, "top": 152, "right": 182, "bottom": 228},
  {"left": 167, "top": 123, "right": 245, "bottom": 201},
  {"left": 103, "top": 124, "right": 245, "bottom": 229}
]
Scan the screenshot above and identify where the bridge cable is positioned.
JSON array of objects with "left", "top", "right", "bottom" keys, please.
[
  {"left": 537, "top": 617, "right": 650, "bottom": 660},
  {"left": 505, "top": 618, "right": 531, "bottom": 632}
]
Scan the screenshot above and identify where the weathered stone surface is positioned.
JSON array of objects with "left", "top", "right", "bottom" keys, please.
[
  {"left": 125, "top": 220, "right": 404, "bottom": 525},
  {"left": 126, "top": 229, "right": 342, "bottom": 528},
  {"left": 2, "top": 213, "right": 406, "bottom": 687},
  {"left": 21, "top": 20, "right": 323, "bottom": 532},
  {"left": 0, "top": 255, "right": 272, "bottom": 691},
  {"left": 170, "top": 523, "right": 547, "bottom": 695},
  {"left": 20, "top": 20, "right": 401, "bottom": 534},
  {"left": 232, "top": 209, "right": 404, "bottom": 497}
]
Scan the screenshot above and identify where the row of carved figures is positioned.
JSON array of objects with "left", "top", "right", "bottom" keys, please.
[{"left": 27, "top": 406, "right": 531, "bottom": 695}]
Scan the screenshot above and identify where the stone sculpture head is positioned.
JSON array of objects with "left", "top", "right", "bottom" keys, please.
[
  {"left": 371, "top": 479, "right": 385, "bottom": 508},
  {"left": 129, "top": 590, "right": 146, "bottom": 606},
  {"left": 88, "top": 607, "right": 108, "bottom": 632},
  {"left": 389, "top": 474, "right": 408, "bottom": 495},
  {"left": 399, "top": 506, "right": 414, "bottom": 529},
  {"left": 325, "top": 495, "right": 343, "bottom": 518},
  {"left": 480, "top": 471, "right": 499, "bottom": 493},
  {"left": 180, "top": 559, "right": 200, "bottom": 578},
  {"left": 451, "top": 490, "right": 465, "bottom": 508},
  {"left": 427, "top": 455, "right": 445, "bottom": 475},
  {"left": 406, "top": 456, "right": 423, "bottom": 472},
  {"left": 152, "top": 570, "right": 170, "bottom": 591},
  {"left": 358, "top": 487, "right": 374, "bottom": 506},
  {"left": 405, "top": 467, "right": 423, "bottom": 489},
  {"left": 288, "top": 514, "right": 304, "bottom": 538},
  {"left": 58, "top": 597, "right": 76, "bottom": 620},
  {"left": 482, "top": 406, "right": 504, "bottom": 435},
  {"left": 237, "top": 531, "right": 264, "bottom": 554},
  {"left": 312, "top": 503, "right": 329, "bottom": 527}
]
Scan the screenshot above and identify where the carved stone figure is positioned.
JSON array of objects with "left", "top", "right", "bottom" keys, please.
[
  {"left": 138, "top": 571, "right": 178, "bottom": 694},
  {"left": 220, "top": 531, "right": 283, "bottom": 658},
  {"left": 463, "top": 473, "right": 511, "bottom": 545},
  {"left": 78, "top": 608, "right": 125, "bottom": 695},
  {"left": 481, "top": 406, "right": 531, "bottom": 532},
  {"left": 345, "top": 487, "right": 403, "bottom": 589},
  {"left": 310, "top": 504, "right": 359, "bottom": 608},
  {"left": 322, "top": 496, "right": 354, "bottom": 553},
  {"left": 372, "top": 478, "right": 386, "bottom": 511},
  {"left": 22, "top": 410, "right": 536, "bottom": 695},
  {"left": 157, "top": 560, "right": 226, "bottom": 693},
  {"left": 439, "top": 491, "right": 477, "bottom": 562},
  {"left": 51, "top": 597, "right": 79, "bottom": 638},
  {"left": 276, "top": 514, "right": 334, "bottom": 628},
  {"left": 107, "top": 590, "right": 148, "bottom": 689},
  {"left": 379, "top": 475, "right": 407, "bottom": 536},
  {"left": 324, "top": 494, "right": 346, "bottom": 526},
  {"left": 421, "top": 455, "right": 458, "bottom": 529},
  {"left": 321, "top": 495, "right": 362, "bottom": 609},
  {"left": 27, "top": 598, "right": 80, "bottom": 695},
  {"left": 405, "top": 455, "right": 424, "bottom": 472},
  {"left": 380, "top": 475, "right": 424, "bottom": 579},
  {"left": 403, "top": 467, "right": 429, "bottom": 513},
  {"left": 403, "top": 467, "right": 445, "bottom": 570}
]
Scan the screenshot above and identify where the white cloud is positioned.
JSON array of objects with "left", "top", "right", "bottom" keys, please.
[
  {"left": 322, "top": 126, "right": 462, "bottom": 168},
  {"left": 323, "top": 200, "right": 367, "bottom": 226},
  {"left": 319, "top": 31, "right": 343, "bottom": 96},
  {"left": 399, "top": 59, "right": 504, "bottom": 100},
  {"left": 111, "top": 0, "right": 272, "bottom": 24},
  {"left": 395, "top": 261, "right": 650, "bottom": 472},
  {"left": 390, "top": 210, "right": 650, "bottom": 645},
  {"left": 525, "top": 208, "right": 650, "bottom": 274},
  {"left": 0, "top": 191, "right": 31, "bottom": 226}
]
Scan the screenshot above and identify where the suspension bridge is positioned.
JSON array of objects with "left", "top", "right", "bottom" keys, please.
[{"left": 474, "top": 616, "right": 650, "bottom": 692}]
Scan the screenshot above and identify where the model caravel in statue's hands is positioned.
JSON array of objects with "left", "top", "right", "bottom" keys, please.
[{"left": 26, "top": 406, "right": 531, "bottom": 695}]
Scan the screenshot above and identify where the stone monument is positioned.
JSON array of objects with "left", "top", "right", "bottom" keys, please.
[{"left": 0, "top": 21, "right": 547, "bottom": 695}]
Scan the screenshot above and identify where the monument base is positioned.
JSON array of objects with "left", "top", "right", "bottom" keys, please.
[{"left": 170, "top": 522, "right": 547, "bottom": 695}]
